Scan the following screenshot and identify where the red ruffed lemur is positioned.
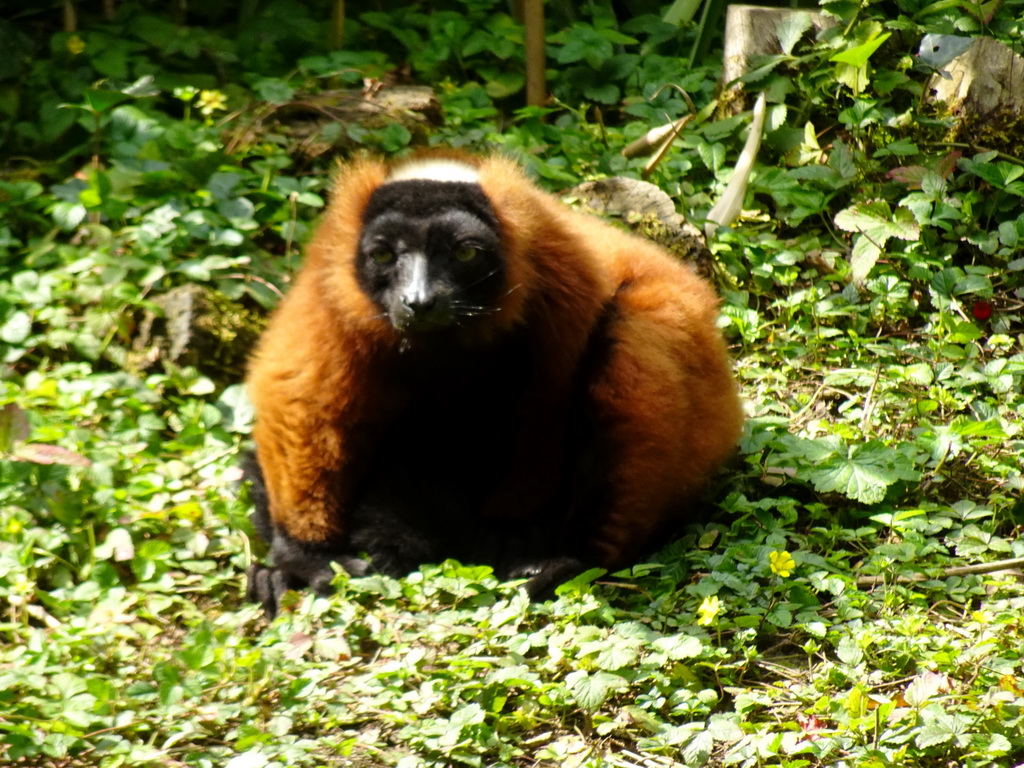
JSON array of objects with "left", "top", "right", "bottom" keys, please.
[{"left": 244, "top": 152, "right": 744, "bottom": 616}]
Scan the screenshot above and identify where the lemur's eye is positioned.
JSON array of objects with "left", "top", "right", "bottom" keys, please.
[
  {"left": 454, "top": 245, "right": 479, "bottom": 262},
  {"left": 370, "top": 247, "right": 395, "bottom": 264}
]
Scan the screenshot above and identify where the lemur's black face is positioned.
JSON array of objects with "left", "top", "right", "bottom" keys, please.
[{"left": 356, "top": 179, "right": 505, "bottom": 335}]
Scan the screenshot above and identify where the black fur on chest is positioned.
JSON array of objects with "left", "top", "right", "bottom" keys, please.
[{"left": 356, "top": 333, "right": 532, "bottom": 517}]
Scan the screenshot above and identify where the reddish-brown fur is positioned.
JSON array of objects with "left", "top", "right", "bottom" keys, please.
[{"left": 246, "top": 153, "right": 743, "bottom": 570}]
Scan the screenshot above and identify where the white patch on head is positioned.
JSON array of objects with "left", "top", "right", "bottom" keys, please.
[{"left": 386, "top": 159, "right": 480, "bottom": 184}]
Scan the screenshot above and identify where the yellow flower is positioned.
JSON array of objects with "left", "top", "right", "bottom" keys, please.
[
  {"left": 696, "top": 595, "right": 721, "bottom": 626},
  {"left": 67, "top": 35, "right": 86, "bottom": 56},
  {"left": 769, "top": 550, "right": 796, "bottom": 578},
  {"left": 197, "top": 89, "right": 228, "bottom": 116}
]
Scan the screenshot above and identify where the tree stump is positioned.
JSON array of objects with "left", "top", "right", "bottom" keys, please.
[
  {"left": 130, "top": 285, "right": 263, "bottom": 385},
  {"left": 230, "top": 85, "right": 443, "bottom": 159},
  {"left": 567, "top": 177, "right": 712, "bottom": 273},
  {"left": 926, "top": 37, "right": 1024, "bottom": 148},
  {"left": 720, "top": 5, "right": 835, "bottom": 113}
]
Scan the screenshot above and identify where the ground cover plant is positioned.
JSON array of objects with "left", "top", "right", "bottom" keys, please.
[{"left": 2, "top": 0, "right": 1024, "bottom": 765}]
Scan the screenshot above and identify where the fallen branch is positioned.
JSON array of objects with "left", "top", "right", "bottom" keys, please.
[{"left": 856, "top": 557, "right": 1024, "bottom": 588}]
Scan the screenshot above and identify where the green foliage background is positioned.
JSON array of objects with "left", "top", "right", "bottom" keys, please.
[{"left": 1, "top": 0, "right": 1024, "bottom": 766}]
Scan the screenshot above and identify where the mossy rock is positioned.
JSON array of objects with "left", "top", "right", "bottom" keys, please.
[
  {"left": 130, "top": 285, "right": 265, "bottom": 385},
  {"left": 927, "top": 37, "right": 1024, "bottom": 153},
  {"left": 566, "top": 177, "right": 713, "bottom": 274}
]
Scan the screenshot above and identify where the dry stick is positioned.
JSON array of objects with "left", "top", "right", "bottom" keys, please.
[
  {"left": 63, "top": 0, "right": 76, "bottom": 32},
  {"left": 856, "top": 556, "right": 1024, "bottom": 588},
  {"left": 221, "top": 272, "right": 286, "bottom": 300},
  {"left": 642, "top": 116, "right": 693, "bottom": 178},
  {"left": 621, "top": 116, "right": 691, "bottom": 159},
  {"left": 523, "top": 0, "right": 546, "bottom": 108},
  {"left": 329, "top": 0, "right": 345, "bottom": 50},
  {"left": 858, "top": 365, "right": 882, "bottom": 434},
  {"left": 704, "top": 92, "right": 767, "bottom": 237}
]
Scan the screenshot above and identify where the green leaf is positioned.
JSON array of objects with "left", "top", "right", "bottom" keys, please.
[
  {"left": 651, "top": 634, "right": 704, "bottom": 660},
  {"left": 979, "top": 732, "right": 1013, "bottom": 756},
  {"left": 483, "top": 70, "right": 525, "bottom": 99},
  {"left": 960, "top": 157, "right": 1024, "bottom": 187},
  {"left": 737, "top": 53, "right": 791, "bottom": 84},
  {"left": 614, "top": 621, "right": 656, "bottom": 641},
  {"left": 217, "top": 197, "right": 256, "bottom": 227},
  {"left": 808, "top": 441, "right": 920, "bottom": 504},
  {"left": 836, "top": 635, "right": 863, "bottom": 665},
  {"left": 207, "top": 172, "right": 241, "bottom": 201},
  {"left": 555, "top": 567, "right": 606, "bottom": 594},
  {"left": 95, "top": 527, "right": 135, "bottom": 562},
  {"left": 123, "top": 75, "right": 159, "bottom": 98},
  {"left": 555, "top": 26, "right": 614, "bottom": 67},
  {"left": 253, "top": 78, "right": 295, "bottom": 104},
  {"left": 950, "top": 417, "right": 1007, "bottom": 440},
  {"left": 595, "top": 28, "right": 638, "bottom": 45},
  {"left": 829, "top": 139, "right": 858, "bottom": 181},
  {"left": 601, "top": 53, "right": 640, "bottom": 81},
  {"left": 696, "top": 141, "right": 726, "bottom": 173},
  {"left": 953, "top": 273, "right": 992, "bottom": 296},
  {"left": 217, "top": 384, "right": 255, "bottom": 433},
  {"left": 904, "top": 671, "right": 950, "bottom": 707},
  {"left": 51, "top": 201, "right": 87, "bottom": 231},
  {"left": 682, "top": 729, "right": 714, "bottom": 765},
  {"left": 378, "top": 123, "right": 411, "bottom": 153},
  {"left": 835, "top": 202, "right": 920, "bottom": 244},
  {"left": 0, "top": 180, "right": 43, "bottom": 202},
  {"left": 915, "top": 712, "right": 970, "bottom": 748},
  {"left": 834, "top": 64, "right": 867, "bottom": 95},
  {"left": 594, "top": 643, "right": 639, "bottom": 671},
  {"left": 776, "top": 12, "right": 814, "bottom": 55},
  {"left": 838, "top": 98, "right": 882, "bottom": 128},
  {"left": 453, "top": 702, "right": 486, "bottom": 729},
  {"left": 583, "top": 83, "right": 620, "bottom": 104},
  {"left": 849, "top": 234, "right": 882, "bottom": 284},
  {"left": 82, "top": 88, "right": 133, "bottom": 114},
  {"left": 565, "top": 670, "right": 628, "bottom": 710},
  {"left": 830, "top": 32, "right": 891, "bottom": 67},
  {"left": 211, "top": 228, "right": 245, "bottom": 247},
  {"left": 131, "top": 13, "right": 178, "bottom": 46},
  {"left": 876, "top": 138, "right": 919, "bottom": 157},
  {"left": 903, "top": 364, "right": 934, "bottom": 386},
  {"left": 51, "top": 672, "right": 89, "bottom": 699},
  {"left": 1, "top": 311, "right": 32, "bottom": 344},
  {"left": 78, "top": 187, "right": 102, "bottom": 208},
  {"left": 224, "top": 751, "right": 270, "bottom": 768},
  {"left": 663, "top": 0, "right": 702, "bottom": 25},
  {"left": 766, "top": 605, "right": 793, "bottom": 628},
  {"left": 930, "top": 267, "right": 963, "bottom": 300}
]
